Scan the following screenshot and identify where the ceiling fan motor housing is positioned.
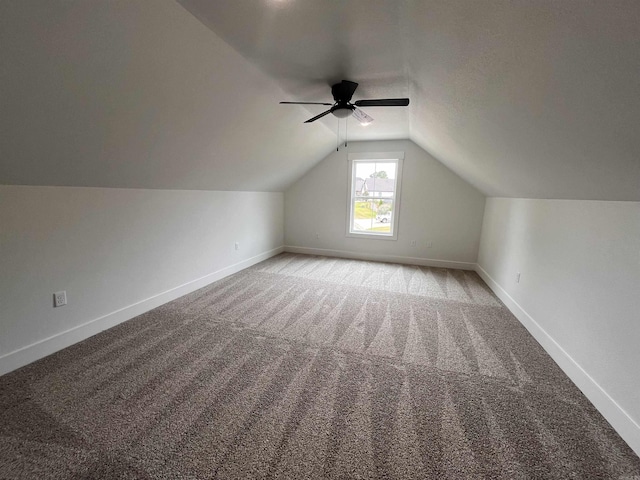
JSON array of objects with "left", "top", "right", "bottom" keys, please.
[
  {"left": 331, "top": 80, "right": 358, "bottom": 103},
  {"left": 330, "top": 80, "right": 358, "bottom": 118}
]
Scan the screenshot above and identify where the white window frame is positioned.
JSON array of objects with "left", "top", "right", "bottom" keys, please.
[{"left": 346, "top": 151, "right": 404, "bottom": 240}]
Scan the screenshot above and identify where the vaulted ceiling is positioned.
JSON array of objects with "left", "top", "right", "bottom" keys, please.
[
  {"left": 1, "top": 0, "right": 639, "bottom": 200},
  {"left": 0, "top": 0, "right": 335, "bottom": 192}
]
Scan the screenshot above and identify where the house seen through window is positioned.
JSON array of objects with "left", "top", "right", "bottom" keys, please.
[{"left": 347, "top": 153, "right": 403, "bottom": 239}]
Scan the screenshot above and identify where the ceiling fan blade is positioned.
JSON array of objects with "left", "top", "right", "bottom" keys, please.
[
  {"left": 280, "top": 101, "right": 333, "bottom": 105},
  {"left": 354, "top": 98, "right": 410, "bottom": 107},
  {"left": 304, "top": 108, "right": 333, "bottom": 123},
  {"left": 332, "top": 80, "right": 359, "bottom": 102},
  {"left": 353, "top": 107, "right": 374, "bottom": 126}
]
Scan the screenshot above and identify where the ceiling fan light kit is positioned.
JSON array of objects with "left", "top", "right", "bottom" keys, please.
[
  {"left": 331, "top": 105, "right": 354, "bottom": 119},
  {"left": 280, "top": 80, "right": 410, "bottom": 126}
]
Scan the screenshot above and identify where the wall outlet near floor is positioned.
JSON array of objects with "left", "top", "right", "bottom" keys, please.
[
  {"left": 234, "top": 242, "right": 239, "bottom": 251},
  {"left": 53, "top": 291, "right": 67, "bottom": 307},
  {"left": 426, "top": 241, "right": 433, "bottom": 248},
  {"left": 516, "top": 272, "right": 521, "bottom": 283},
  {"left": 315, "top": 232, "right": 319, "bottom": 239},
  {"left": 410, "top": 240, "right": 417, "bottom": 247}
]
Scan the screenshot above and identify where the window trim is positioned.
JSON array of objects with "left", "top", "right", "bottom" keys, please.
[{"left": 346, "top": 151, "right": 404, "bottom": 240}]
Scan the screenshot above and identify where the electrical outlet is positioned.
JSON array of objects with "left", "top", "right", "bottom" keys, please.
[
  {"left": 410, "top": 240, "right": 417, "bottom": 247},
  {"left": 426, "top": 241, "right": 433, "bottom": 248},
  {"left": 53, "top": 291, "right": 67, "bottom": 307},
  {"left": 234, "top": 242, "right": 239, "bottom": 251},
  {"left": 315, "top": 233, "right": 319, "bottom": 239},
  {"left": 516, "top": 272, "right": 521, "bottom": 283}
]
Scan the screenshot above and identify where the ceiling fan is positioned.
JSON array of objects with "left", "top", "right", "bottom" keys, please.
[{"left": 280, "top": 80, "right": 409, "bottom": 125}]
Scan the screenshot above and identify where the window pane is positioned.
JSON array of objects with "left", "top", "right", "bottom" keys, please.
[
  {"left": 352, "top": 200, "right": 375, "bottom": 232},
  {"left": 353, "top": 162, "right": 397, "bottom": 199},
  {"left": 372, "top": 199, "right": 393, "bottom": 233},
  {"left": 352, "top": 199, "right": 393, "bottom": 234}
]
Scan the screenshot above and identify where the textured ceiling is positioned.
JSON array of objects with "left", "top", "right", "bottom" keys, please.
[
  {"left": 1, "top": 0, "right": 638, "bottom": 199},
  {"left": 179, "top": 0, "right": 640, "bottom": 200}
]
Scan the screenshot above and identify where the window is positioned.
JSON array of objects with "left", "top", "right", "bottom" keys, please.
[{"left": 346, "top": 152, "right": 404, "bottom": 240}]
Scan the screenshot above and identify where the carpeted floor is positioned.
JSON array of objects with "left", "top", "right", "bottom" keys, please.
[{"left": 1, "top": 253, "right": 639, "bottom": 479}]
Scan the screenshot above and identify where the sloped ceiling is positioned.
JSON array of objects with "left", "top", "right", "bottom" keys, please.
[
  {"left": 179, "top": 0, "right": 640, "bottom": 201},
  {"left": 1, "top": 1, "right": 639, "bottom": 200},
  {"left": 0, "top": 0, "right": 335, "bottom": 191}
]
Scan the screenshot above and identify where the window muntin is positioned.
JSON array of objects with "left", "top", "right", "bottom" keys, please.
[{"left": 347, "top": 153, "right": 403, "bottom": 240}]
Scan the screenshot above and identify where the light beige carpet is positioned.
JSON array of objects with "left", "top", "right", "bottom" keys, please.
[{"left": 1, "top": 253, "right": 639, "bottom": 479}]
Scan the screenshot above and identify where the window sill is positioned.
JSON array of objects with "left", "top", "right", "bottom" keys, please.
[{"left": 346, "top": 231, "right": 398, "bottom": 241}]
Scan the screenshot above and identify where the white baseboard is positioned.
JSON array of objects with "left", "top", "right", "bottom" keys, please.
[
  {"left": 475, "top": 263, "right": 640, "bottom": 457},
  {"left": 284, "top": 245, "right": 476, "bottom": 270},
  {"left": 0, "top": 246, "right": 284, "bottom": 377}
]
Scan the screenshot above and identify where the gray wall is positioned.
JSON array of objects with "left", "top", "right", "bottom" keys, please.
[
  {"left": 477, "top": 197, "right": 640, "bottom": 455},
  {"left": 285, "top": 140, "right": 486, "bottom": 268},
  {"left": 0, "top": 185, "right": 284, "bottom": 374}
]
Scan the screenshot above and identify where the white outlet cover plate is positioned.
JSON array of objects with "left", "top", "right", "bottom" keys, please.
[{"left": 54, "top": 291, "right": 67, "bottom": 307}]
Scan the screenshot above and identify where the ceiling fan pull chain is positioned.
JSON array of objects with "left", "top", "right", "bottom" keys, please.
[
  {"left": 336, "top": 118, "right": 340, "bottom": 151},
  {"left": 345, "top": 116, "right": 348, "bottom": 148}
]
